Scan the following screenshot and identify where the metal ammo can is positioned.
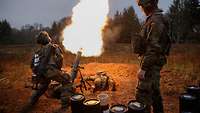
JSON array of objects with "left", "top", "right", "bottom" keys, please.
[
  {"left": 186, "top": 85, "right": 200, "bottom": 97},
  {"left": 179, "top": 93, "right": 198, "bottom": 113},
  {"left": 186, "top": 85, "right": 200, "bottom": 112},
  {"left": 109, "top": 104, "right": 128, "bottom": 113},
  {"left": 127, "top": 100, "right": 146, "bottom": 113},
  {"left": 83, "top": 99, "right": 101, "bottom": 113},
  {"left": 70, "top": 94, "right": 85, "bottom": 113}
]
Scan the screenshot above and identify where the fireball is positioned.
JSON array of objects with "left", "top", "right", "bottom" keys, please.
[{"left": 63, "top": 0, "right": 109, "bottom": 56}]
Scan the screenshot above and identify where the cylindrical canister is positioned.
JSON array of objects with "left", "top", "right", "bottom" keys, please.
[
  {"left": 128, "top": 100, "right": 146, "bottom": 113},
  {"left": 181, "top": 111, "right": 194, "bottom": 113},
  {"left": 98, "top": 93, "right": 110, "bottom": 113},
  {"left": 186, "top": 85, "right": 200, "bottom": 97},
  {"left": 70, "top": 94, "right": 85, "bottom": 113},
  {"left": 179, "top": 93, "right": 198, "bottom": 113},
  {"left": 109, "top": 104, "right": 128, "bottom": 113},
  {"left": 83, "top": 99, "right": 101, "bottom": 113},
  {"left": 186, "top": 85, "right": 200, "bottom": 112}
]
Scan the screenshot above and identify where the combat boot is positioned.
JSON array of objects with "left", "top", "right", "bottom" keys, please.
[
  {"left": 152, "top": 90, "right": 164, "bottom": 113},
  {"left": 152, "top": 100, "right": 164, "bottom": 113}
]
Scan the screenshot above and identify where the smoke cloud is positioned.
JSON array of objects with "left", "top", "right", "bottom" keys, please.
[{"left": 102, "top": 24, "right": 122, "bottom": 50}]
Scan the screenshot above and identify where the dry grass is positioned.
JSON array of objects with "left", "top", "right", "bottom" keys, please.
[{"left": 0, "top": 43, "right": 200, "bottom": 113}]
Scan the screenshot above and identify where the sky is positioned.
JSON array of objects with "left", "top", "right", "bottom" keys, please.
[{"left": 0, "top": 0, "right": 172, "bottom": 29}]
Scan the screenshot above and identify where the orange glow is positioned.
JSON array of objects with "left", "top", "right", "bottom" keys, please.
[{"left": 63, "top": 0, "right": 109, "bottom": 56}]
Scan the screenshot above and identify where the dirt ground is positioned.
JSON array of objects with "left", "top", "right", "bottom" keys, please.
[{"left": 0, "top": 44, "right": 200, "bottom": 113}]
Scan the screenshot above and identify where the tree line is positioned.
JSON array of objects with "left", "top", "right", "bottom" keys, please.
[
  {"left": 167, "top": 0, "right": 200, "bottom": 43},
  {"left": 0, "top": 17, "right": 71, "bottom": 45},
  {"left": 0, "top": 6, "right": 140, "bottom": 45},
  {"left": 1, "top": 1, "right": 200, "bottom": 45}
]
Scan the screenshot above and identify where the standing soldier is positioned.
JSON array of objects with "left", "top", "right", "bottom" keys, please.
[
  {"left": 133, "top": 0, "right": 171, "bottom": 113},
  {"left": 21, "top": 31, "right": 73, "bottom": 113}
]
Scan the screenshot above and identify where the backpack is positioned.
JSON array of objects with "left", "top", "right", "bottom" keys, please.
[
  {"left": 52, "top": 44, "right": 63, "bottom": 70},
  {"left": 31, "top": 44, "right": 63, "bottom": 75}
]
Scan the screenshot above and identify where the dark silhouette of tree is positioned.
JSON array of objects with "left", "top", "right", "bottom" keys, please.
[
  {"left": 0, "top": 20, "right": 12, "bottom": 37},
  {"left": 167, "top": 0, "right": 200, "bottom": 43},
  {"left": 102, "top": 6, "right": 141, "bottom": 51},
  {"left": 50, "top": 17, "right": 72, "bottom": 45},
  {"left": 119, "top": 7, "right": 140, "bottom": 43},
  {"left": 0, "top": 17, "right": 72, "bottom": 45}
]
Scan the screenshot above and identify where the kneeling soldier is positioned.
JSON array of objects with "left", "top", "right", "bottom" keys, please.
[{"left": 21, "top": 31, "right": 73, "bottom": 113}]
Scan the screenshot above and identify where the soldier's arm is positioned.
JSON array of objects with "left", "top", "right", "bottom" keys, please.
[
  {"left": 83, "top": 75, "right": 96, "bottom": 81},
  {"left": 141, "top": 18, "right": 164, "bottom": 71},
  {"left": 108, "top": 79, "right": 116, "bottom": 91}
]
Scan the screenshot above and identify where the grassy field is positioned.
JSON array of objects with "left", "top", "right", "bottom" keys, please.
[{"left": 0, "top": 43, "right": 200, "bottom": 113}]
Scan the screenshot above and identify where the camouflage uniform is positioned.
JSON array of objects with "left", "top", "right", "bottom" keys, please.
[
  {"left": 21, "top": 31, "right": 73, "bottom": 113},
  {"left": 29, "top": 44, "right": 73, "bottom": 107},
  {"left": 134, "top": 9, "right": 169, "bottom": 113},
  {"left": 83, "top": 71, "right": 116, "bottom": 92}
]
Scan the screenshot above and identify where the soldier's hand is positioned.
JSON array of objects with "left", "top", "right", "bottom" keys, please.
[{"left": 137, "top": 69, "right": 146, "bottom": 80}]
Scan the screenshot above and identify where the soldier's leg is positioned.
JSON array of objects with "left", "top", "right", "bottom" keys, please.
[
  {"left": 29, "top": 81, "right": 50, "bottom": 105},
  {"left": 152, "top": 69, "right": 164, "bottom": 113},
  {"left": 135, "top": 89, "right": 152, "bottom": 113},
  {"left": 135, "top": 71, "right": 153, "bottom": 113},
  {"left": 51, "top": 84, "right": 74, "bottom": 113},
  {"left": 60, "top": 87, "right": 74, "bottom": 109},
  {"left": 46, "top": 66, "right": 68, "bottom": 84},
  {"left": 152, "top": 89, "right": 164, "bottom": 113},
  {"left": 20, "top": 81, "right": 50, "bottom": 113}
]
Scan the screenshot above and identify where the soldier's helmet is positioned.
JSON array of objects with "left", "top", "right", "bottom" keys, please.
[
  {"left": 36, "top": 31, "right": 52, "bottom": 45},
  {"left": 137, "top": 0, "right": 158, "bottom": 7},
  {"left": 96, "top": 71, "right": 107, "bottom": 76}
]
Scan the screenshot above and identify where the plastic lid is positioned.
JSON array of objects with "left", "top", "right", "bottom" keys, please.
[
  {"left": 187, "top": 85, "right": 200, "bottom": 90},
  {"left": 181, "top": 94, "right": 196, "bottom": 100},
  {"left": 110, "top": 105, "right": 127, "bottom": 112},
  {"left": 84, "top": 99, "right": 100, "bottom": 106},
  {"left": 128, "top": 101, "right": 145, "bottom": 110},
  {"left": 71, "top": 94, "right": 84, "bottom": 101}
]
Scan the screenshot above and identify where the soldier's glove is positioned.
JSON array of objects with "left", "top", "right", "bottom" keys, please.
[{"left": 137, "top": 69, "right": 146, "bottom": 80}]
